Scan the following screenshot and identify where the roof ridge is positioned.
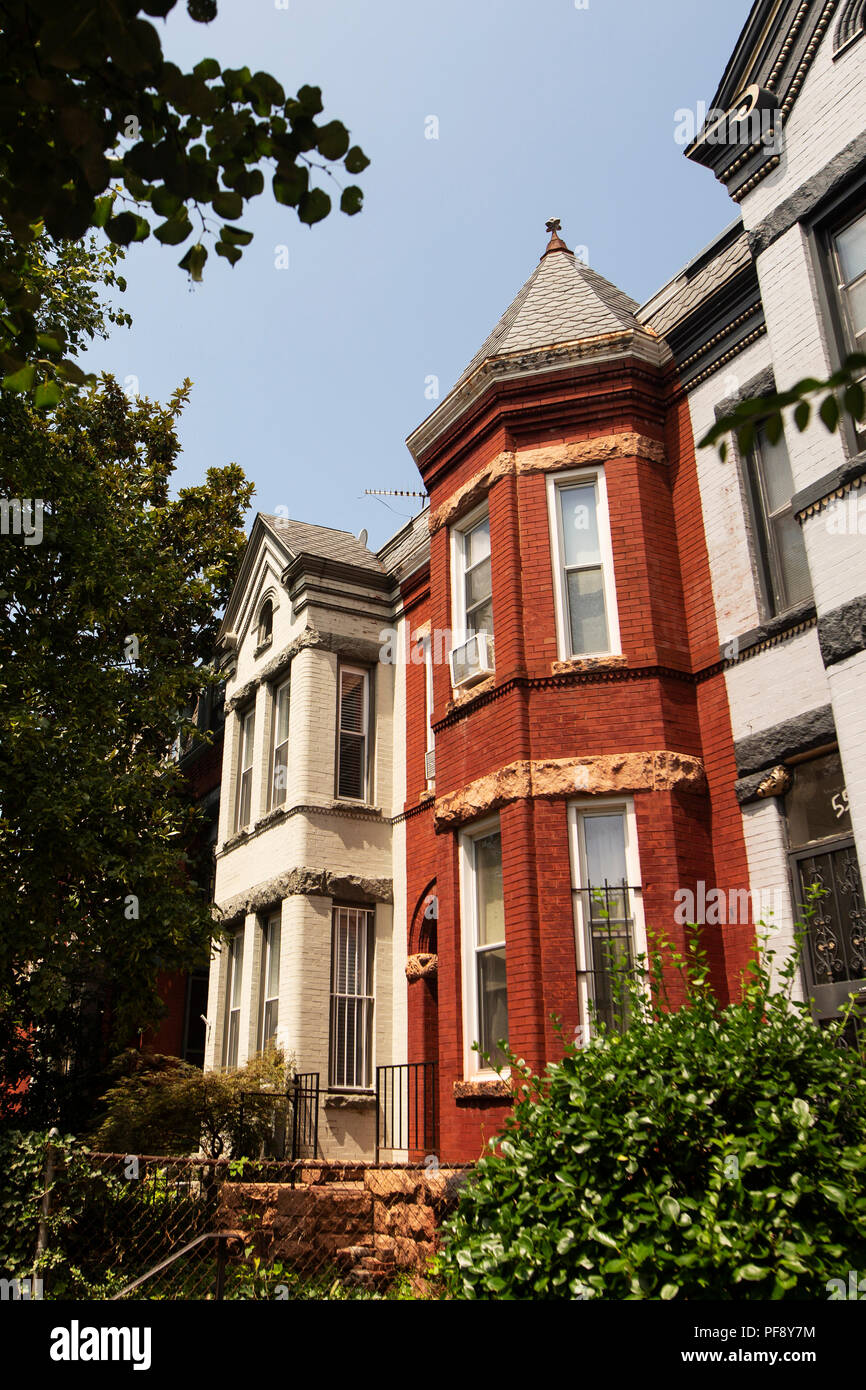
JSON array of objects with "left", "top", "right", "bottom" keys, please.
[{"left": 261, "top": 512, "right": 361, "bottom": 540}]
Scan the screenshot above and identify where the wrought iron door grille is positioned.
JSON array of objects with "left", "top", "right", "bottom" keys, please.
[{"left": 794, "top": 840, "right": 866, "bottom": 1021}]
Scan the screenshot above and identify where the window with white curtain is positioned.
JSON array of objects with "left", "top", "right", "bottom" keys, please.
[
  {"left": 568, "top": 801, "right": 645, "bottom": 1038},
  {"left": 549, "top": 470, "right": 620, "bottom": 658},
  {"left": 460, "top": 820, "right": 508, "bottom": 1073}
]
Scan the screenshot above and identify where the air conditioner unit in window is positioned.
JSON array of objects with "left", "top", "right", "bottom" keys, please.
[
  {"left": 449, "top": 632, "right": 494, "bottom": 688},
  {"left": 424, "top": 748, "right": 436, "bottom": 781}
]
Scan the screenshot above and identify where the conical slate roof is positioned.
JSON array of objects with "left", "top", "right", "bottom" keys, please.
[
  {"left": 406, "top": 221, "right": 666, "bottom": 462},
  {"left": 458, "top": 224, "right": 643, "bottom": 383}
]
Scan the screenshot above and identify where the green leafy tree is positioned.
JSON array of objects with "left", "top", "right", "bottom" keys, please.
[
  {"left": 701, "top": 351, "right": 866, "bottom": 459},
  {"left": 90, "top": 1047, "right": 292, "bottom": 1157},
  {"left": 438, "top": 930, "right": 866, "bottom": 1301},
  {"left": 0, "top": 364, "right": 253, "bottom": 1125},
  {"left": 0, "top": 0, "right": 369, "bottom": 389}
]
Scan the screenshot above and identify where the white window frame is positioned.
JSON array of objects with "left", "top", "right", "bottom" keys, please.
[
  {"left": 829, "top": 205, "right": 866, "bottom": 361},
  {"left": 336, "top": 664, "right": 370, "bottom": 802},
  {"left": 421, "top": 633, "right": 435, "bottom": 783},
  {"left": 258, "top": 911, "right": 281, "bottom": 1050},
  {"left": 547, "top": 468, "right": 621, "bottom": 660},
  {"left": 268, "top": 676, "right": 291, "bottom": 810},
  {"left": 234, "top": 705, "right": 255, "bottom": 832},
  {"left": 567, "top": 799, "right": 646, "bottom": 1042},
  {"left": 450, "top": 501, "right": 494, "bottom": 647},
  {"left": 459, "top": 815, "right": 509, "bottom": 1079},
  {"left": 329, "top": 905, "right": 375, "bottom": 1090},
  {"left": 222, "top": 927, "right": 244, "bottom": 1070}
]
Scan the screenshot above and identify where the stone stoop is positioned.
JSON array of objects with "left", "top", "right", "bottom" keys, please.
[{"left": 216, "top": 1166, "right": 470, "bottom": 1287}]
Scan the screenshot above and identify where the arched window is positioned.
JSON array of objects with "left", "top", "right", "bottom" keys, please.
[{"left": 258, "top": 599, "right": 273, "bottom": 645}]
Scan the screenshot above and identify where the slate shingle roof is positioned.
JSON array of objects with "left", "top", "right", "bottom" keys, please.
[
  {"left": 638, "top": 229, "right": 753, "bottom": 339},
  {"left": 458, "top": 247, "right": 644, "bottom": 383},
  {"left": 260, "top": 515, "right": 385, "bottom": 572}
]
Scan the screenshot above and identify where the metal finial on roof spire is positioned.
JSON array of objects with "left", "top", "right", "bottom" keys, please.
[{"left": 542, "top": 217, "right": 571, "bottom": 257}]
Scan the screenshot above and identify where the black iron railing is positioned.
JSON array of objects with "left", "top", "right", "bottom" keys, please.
[
  {"left": 574, "top": 880, "right": 643, "bottom": 1032},
  {"left": 375, "top": 1062, "right": 438, "bottom": 1160},
  {"left": 289, "top": 1072, "right": 320, "bottom": 1160},
  {"left": 235, "top": 1072, "right": 320, "bottom": 1160}
]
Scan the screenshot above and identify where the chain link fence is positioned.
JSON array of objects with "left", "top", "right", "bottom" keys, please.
[{"left": 22, "top": 1149, "right": 466, "bottom": 1300}]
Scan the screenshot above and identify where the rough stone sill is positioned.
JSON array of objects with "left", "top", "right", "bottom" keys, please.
[
  {"left": 552, "top": 654, "right": 627, "bottom": 675},
  {"left": 323, "top": 1092, "right": 376, "bottom": 1110},
  {"left": 328, "top": 799, "right": 383, "bottom": 817},
  {"left": 453, "top": 1078, "right": 511, "bottom": 1102},
  {"left": 254, "top": 636, "right": 274, "bottom": 658},
  {"left": 446, "top": 673, "right": 496, "bottom": 714}
]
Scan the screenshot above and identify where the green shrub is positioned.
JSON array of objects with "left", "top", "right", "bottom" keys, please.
[
  {"left": 439, "top": 931, "right": 866, "bottom": 1300},
  {"left": 90, "top": 1047, "right": 293, "bottom": 1158}
]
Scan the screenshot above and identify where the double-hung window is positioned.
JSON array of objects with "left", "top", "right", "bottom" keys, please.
[
  {"left": 223, "top": 928, "right": 244, "bottom": 1069},
  {"left": 826, "top": 203, "right": 866, "bottom": 447},
  {"left": 568, "top": 802, "right": 645, "bottom": 1037},
  {"left": 329, "top": 906, "right": 374, "bottom": 1089},
  {"left": 337, "top": 665, "right": 370, "bottom": 801},
  {"left": 234, "top": 706, "right": 255, "bottom": 831},
  {"left": 830, "top": 207, "right": 866, "bottom": 360},
  {"left": 746, "top": 425, "right": 812, "bottom": 616},
  {"left": 456, "top": 509, "right": 494, "bottom": 643},
  {"left": 549, "top": 470, "right": 619, "bottom": 657},
  {"left": 259, "top": 912, "right": 281, "bottom": 1049},
  {"left": 269, "top": 677, "right": 290, "bottom": 809},
  {"left": 460, "top": 820, "right": 508, "bottom": 1073}
]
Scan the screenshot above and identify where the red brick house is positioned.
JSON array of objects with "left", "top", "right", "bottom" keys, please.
[{"left": 398, "top": 222, "right": 756, "bottom": 1160}]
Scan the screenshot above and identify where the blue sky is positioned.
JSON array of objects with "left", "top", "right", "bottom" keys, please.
[{"left": 82, "top": 0, "right": 749, "bottom": 548}]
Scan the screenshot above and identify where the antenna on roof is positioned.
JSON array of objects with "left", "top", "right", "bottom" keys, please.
[
  {"left": 364, "top": 488, "right": 428, "bottom": 516},
  {"left": 364, "top": 490, "right": 428, "bottom": 498}
]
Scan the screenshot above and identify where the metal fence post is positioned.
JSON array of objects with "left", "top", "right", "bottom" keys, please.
[
  {"left": 214, "top": 1234, "right": 227, "bottom": 1301},
  {"left": 290, "top": 1075, "right": 300, "bottom": 1162}
]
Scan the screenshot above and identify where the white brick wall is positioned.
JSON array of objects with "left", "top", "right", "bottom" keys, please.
[
  {"left": 686, "top": 337, "right": 773, "bottom": 642},
  {"left": 724, "top": 627, "right": 829, "bottom": 742},
  {"left": 825, "top": 648, "right": 866, "bottom": 883},
  {"left": 741, "top": 798, "right": 805, "bottom": 1003},
  {"left": 802, "top": 494, "right": 866, "bottom": 615},
  {"left": 739, "top": 32, "right": 866, "bottom": 232}
]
